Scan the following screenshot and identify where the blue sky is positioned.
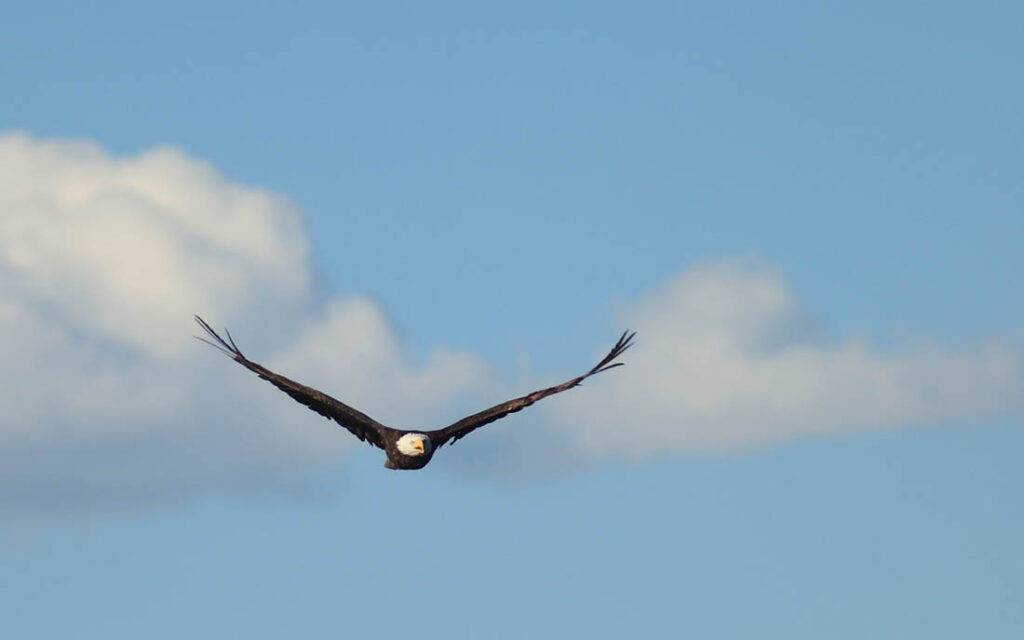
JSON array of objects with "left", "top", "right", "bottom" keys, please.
[{"left": 2, "top": 1, "right": 1023, "bottom": 638}]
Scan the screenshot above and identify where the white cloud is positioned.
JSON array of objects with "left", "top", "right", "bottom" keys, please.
[
  {"left": 0, "top": 132, "right": 487, "bottom": 520},
  {"left": 0, "top": 133, "right": 312, "bottom": 359},
  {"left": 546, "top": 259, "right": 1024, "bottom": 458},
  {"left": 2, "top": 132, "right": 1021, "bottom": 520}
]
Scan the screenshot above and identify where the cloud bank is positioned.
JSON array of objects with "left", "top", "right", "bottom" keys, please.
[
  {"left": 547, "top": 260, "right": 1024, "bottom": 457},
  {"left": 0, "top": 132, "right": 487, "bottom": 519},
  {"left": 1, "top": 132, "right": 1021, "bottom": 519}
]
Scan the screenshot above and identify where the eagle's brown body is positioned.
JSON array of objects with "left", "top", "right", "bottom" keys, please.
[{"left": 384, "top": 446, "right": 432, "bottom": 470}]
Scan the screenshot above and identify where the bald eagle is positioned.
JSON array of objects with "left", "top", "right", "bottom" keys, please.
[{"left": 194, "top": 315, "right": 633, "bottom": 470}]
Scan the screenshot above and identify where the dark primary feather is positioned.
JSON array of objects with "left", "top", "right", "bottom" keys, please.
[
  {"left": 194, "top": 315, "right": 396, "bottom": 449},
  {"left": 427, "top": 331, "right": 636, "bottom": 448}
]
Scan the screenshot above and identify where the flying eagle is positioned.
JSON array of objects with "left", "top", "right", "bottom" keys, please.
[{"left": 194, "top": 315, "right": 634, "bottom": 470}]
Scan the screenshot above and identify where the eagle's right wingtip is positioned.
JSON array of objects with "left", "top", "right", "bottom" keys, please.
[{"left": 193, "top": 314, "right": 243, "bottom": 359}]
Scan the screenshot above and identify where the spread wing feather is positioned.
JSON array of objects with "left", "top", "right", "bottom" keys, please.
[
  {"left": 194, "top": 315, "right": 395, "bottom": 449},
  {"left": 427, "top": 331, "right": 635, "bottom": 447}
]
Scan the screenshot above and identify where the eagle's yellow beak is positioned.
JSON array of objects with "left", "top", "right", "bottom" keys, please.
[{"left": 413, "top": 439, "right": 425, "bottom": 454}]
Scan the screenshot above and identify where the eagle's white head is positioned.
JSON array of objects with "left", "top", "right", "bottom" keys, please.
[{"left": 396, "top": 433, "right": 432, "bottom": 457}]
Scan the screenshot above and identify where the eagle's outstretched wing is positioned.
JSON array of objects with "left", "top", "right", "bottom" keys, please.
[
  {"left": 427, "top": 331, "right": 635, "bottom": 448},
  {"left": 194, "top": 315, "right": 397, "bottom": 449}
]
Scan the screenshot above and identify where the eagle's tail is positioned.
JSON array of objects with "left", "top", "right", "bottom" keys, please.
[{"left": 193, "top": 315, "right": 246, "bottom": 361}]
